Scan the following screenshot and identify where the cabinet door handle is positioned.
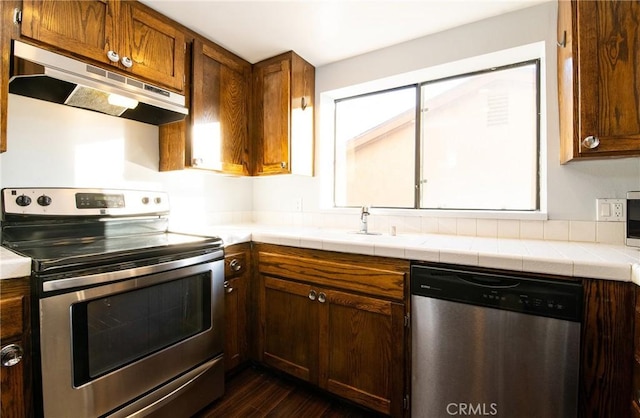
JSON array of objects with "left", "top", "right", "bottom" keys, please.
[
  {"left": 224, "top": 281, "right": 234, "bottom": 294},
  {"left": 107, "top": 50, "right": 120, "bottom": 63},
  {"left": 557, "top": 30, "right": 567, "bottom": 48},
  {"left": 301, "top": 96, "right": 307, "bottom": 111},
  {"left": 280, "top": 162, "right": 287, "bottom": 169},
  {"left": 308, "top": 290, "right": 317, "bottom": 301},
  {"left": 229, "top": 259, "right": 242, "bottom": 272},
  {"left": 318, "top": 292, "right": 326, "bottom": 303},
  {"left": 121, "top": 56, "right": 133, "bottom": 68},
  {"left": 1, "top": 344, "right": 23, "bottom": 367},
  {"left": 582, "top": 135, "right": 600, "bottom": 150}
]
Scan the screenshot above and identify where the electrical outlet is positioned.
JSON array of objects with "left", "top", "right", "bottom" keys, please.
[
  {"left": 596, "top": 198, "right": 626, "bottom": 221},
  {"left": 294, "top": 197, "right": 303, "bottom": 212}
]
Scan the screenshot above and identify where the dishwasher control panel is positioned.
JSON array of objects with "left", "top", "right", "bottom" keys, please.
[{"left": 411, "top": 264, "right": 583, "bottom": 322}]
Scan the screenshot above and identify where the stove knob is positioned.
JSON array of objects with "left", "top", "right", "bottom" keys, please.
[
  {"left": 37, "top": 195, "right": 52, "bottom": 207},
  {"left": 154, "top": 197, "right": 162, "bottom": 204},
  {"left": 15, "top": 195, "right": 32, "bottom": 207},
  {"left": 141, "top": 197, "right": 150, "bottom": 204}
]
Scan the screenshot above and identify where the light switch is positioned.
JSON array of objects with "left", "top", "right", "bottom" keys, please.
[{"left": 599, "top": 202, "right": 611, "bottom": 217}]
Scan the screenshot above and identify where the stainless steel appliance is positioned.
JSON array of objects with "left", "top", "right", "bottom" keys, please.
[
  {"left": 1, "top": 188, "right": 225, "bottom": 418},
  {"left": 627, "top": 191, "right": 640, "bottom": 247},
  {"left": 10, "top": 40, "right": 188, "bottom": 125},
  {"left": 410, "top": 264, "right": 582, "bottom": 418}
]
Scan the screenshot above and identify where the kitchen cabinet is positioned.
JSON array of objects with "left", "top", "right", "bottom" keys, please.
[
  {"left": 557, "top": 0, "right": 640, "bottom": 162},
  {"left": 159, "top": 38, "right": 250, "bottom": 174},
  {"left": 0, "top": 0, "right": 19, "bottom": 153},
  {"left": 255, "top": 244, "right": 408, "bottom": 417},
  {"left": 252, "top": 51, "right": 315, "bottom": 176},
  {"left": 581, "top": 278, "right": 634, "bottom": 418},
  {"left": 633, "top": 287, "right": 640, "bottom": 417},
  {"left": 0, "top": 276, "right": 31, "bottom": 418},
  {"left": 224, "top": 243, "right": 250, "bottom": 371},
  {"left": 19, "top": 0, "right": 186, "bottom": 92}
]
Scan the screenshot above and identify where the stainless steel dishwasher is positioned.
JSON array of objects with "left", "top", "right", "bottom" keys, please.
[{"left": 410, "top": 264, "right": 582, "bottom": 418}]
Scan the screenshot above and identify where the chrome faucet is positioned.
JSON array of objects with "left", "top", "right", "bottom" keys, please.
[{"left": 360, "top": 206, "right": 370, "bottom": 233}]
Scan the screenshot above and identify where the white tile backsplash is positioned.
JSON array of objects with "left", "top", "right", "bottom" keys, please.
[{"left": 251, "top": 210, "right": 627, "bottom": 245}]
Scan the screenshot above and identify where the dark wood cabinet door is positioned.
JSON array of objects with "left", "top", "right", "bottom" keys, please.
[
  {"left": 20, "top": 1, "right": 185, "bottom": 92},
  {"left": 0, "top": 278, "right": 31, "bottom": 418},
  {"left": 191, "top": 39, "right": 249, "bottom": 174},
  {"left": 559, "top": 0, "right": 640, "bottom": 161},
  {"left": 253, "top": 58, "right": 291, "bottom": 175},
  {"left": 125, "top": 2, "right": 185, "bottom": 92},
  {"left": 224, "top": 246, "right": 250, "bottom": 372},
  {"left": 319, "top": 289, "right": 405, "bottom": 417},
  {"left": 21, "top": 0, "right": 114, "bottom": 65},
  {"left": 580, "top": 278, "right": 634, "bottom": 418},
  {"left": 261, "top": 276, "right": 319, "bottom": 383},
  {"left": 224, "top": 276, "right": 243, "bottom": 371}
]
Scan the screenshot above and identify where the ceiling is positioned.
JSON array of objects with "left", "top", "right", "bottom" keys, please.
[{"left": 140, "top": 0, "right": 551, "bottom": 67}]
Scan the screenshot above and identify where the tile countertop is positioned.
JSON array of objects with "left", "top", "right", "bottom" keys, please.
[
  {"left": 202, "top": 225, "right": 640, "bottom": 284},
  {"left": 2, "top": 225, "right": 640, "bottom": 284}
]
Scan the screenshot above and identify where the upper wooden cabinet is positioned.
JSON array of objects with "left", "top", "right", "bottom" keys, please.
[
  {"left": 19, "top": 0, "right": 186, "bottom": 92},
  {"left": 558, "top": 0, "right": 640, "bottom": 163},
  {"left": 252, "top": 51, "right": 315, "bottom": 176},
  {"left": 190, "top": 38, "right": 250, "bottom": 174},
  {"left": 159, "top": 38, "right": 251, "bottom": 174}
]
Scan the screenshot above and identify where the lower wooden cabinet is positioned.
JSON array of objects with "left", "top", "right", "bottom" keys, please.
[
  {"left": 0, "top": 276, "right": 31, "bottom": 418},
  {"left": 632, "top": 285, "right": 640, "bottom": 417},
  {"left": 580, "top": 278, "right": 635, "bottom": 418},
  {"left": 255, "top": 244, "right": 409, "bottom": 417},
  {"left": 224, "top": 244, "right": 250, "bottom": 372}
]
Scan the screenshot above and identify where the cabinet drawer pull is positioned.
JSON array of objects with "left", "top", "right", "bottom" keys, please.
[
  {"left": 582, "top": 135, "right": 600, "bottom": 149},
  {"left": 229, "top": 259, "right": 242, "bottom": 272},
  {"left": 1, "top": 344, "right": 23, "bottom": 367},
  {"left": 224, "top": 281, "right": 234, "bottom": 294},
  {"left": 121, "top": 56, "right": 133, "bottom": 68},
  {"left": 107, "top": 50, "right": 120, "bottom": 63},
  {"left": 318, "top": 292, "right": 326, "bottom": 303},
  {"left": 308, "top": 290, "right": 317, "bottom": 301}
]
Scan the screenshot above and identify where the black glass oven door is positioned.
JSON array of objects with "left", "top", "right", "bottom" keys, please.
[{"left": 71, "top": 272, "right": 212, "bottom": 386}]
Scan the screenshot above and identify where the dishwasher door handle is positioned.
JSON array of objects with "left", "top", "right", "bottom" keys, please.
[{"left": 456, "top": 274, "right": 520, "bottom": 289}]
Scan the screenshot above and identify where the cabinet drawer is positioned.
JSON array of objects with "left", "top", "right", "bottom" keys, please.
[
  {"left": 0, "top": 296, "right": 24, "bottom": 341},
  {"left": 225, "top": 251, "right": 247, "bottom": 279},
  {"left": 256, "top": 245, "right": 407, "bottom": 301}
]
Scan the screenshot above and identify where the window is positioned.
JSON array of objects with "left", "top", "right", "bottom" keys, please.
[{"left": 334, "top": 60, "right": 540, "bottom": 212}]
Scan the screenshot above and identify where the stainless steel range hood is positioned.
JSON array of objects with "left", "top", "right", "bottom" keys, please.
[{"left": 9, "top": 41, "right": 188, "bottom": 125}]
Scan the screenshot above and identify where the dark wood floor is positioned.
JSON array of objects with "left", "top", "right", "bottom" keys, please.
[{"left": 194, "top": 366, "right": 385, "bottom": 418}]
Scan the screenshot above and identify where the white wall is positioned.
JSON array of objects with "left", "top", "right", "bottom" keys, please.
[
  {"left": 253, "top": 1, "right": 640, "bottom": 222},
  {"left": 1, "top": 94, "right": 253, "bottom": 227},
  {"left": 2, "top": 2, "right": 639, "bottom": 232}
]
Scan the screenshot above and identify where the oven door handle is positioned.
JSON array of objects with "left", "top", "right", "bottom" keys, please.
[{"left": 42, "top": 250, "right": 223, "bottom": 293}]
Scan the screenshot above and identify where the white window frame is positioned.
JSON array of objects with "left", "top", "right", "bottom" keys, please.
[{"left": 320, "top": 42, "right": 548, "bottom": 220}]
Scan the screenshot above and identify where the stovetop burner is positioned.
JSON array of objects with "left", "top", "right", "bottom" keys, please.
[{"left": 1, "top": 188, "right": 224, "bottom": 277}]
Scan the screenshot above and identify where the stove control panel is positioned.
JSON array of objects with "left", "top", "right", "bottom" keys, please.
[{"left": 1, "top": 188, "right": 170, "bottom": 217}]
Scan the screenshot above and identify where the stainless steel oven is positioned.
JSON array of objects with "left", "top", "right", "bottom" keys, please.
[{"left": 1, "top": 188, "right": 225, "bottom": 418}]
